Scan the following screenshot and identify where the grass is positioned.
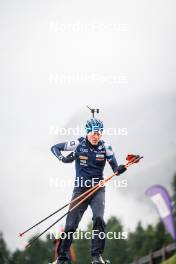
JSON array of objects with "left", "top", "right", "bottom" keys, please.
[{"left": 162, "top": 255, "right": 176, "bottom": 264}]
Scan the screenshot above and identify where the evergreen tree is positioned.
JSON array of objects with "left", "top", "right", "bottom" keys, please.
[
  {"left": 104, "top": 216, "right": 128, "bottom": 263},
  {"left": 0, "top": 232, "right": 10, "bottom": 264}
]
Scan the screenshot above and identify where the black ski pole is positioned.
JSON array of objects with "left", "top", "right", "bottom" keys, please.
[
  {"left": 19, "top": 203, "right": 69, "bottom": 237},
  {"left": 25, "top": 212, "right": 68, "bottom": 249},
  {"left": 25, "top": 184, "right": 102, "bottom": 248},
  {"left": 20, "top": 182, "right": 101, "bottom": 237},
  {"left": 24, "top": 155, "right": 143, "bottom": 248}
]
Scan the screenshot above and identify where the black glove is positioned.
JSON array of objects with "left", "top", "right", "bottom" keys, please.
[
  {"left": 62, "top": 152, "right": 75, "bottom": 163},
  {"left": 117, "top": 165, "right": 127, "bottom": 175}
]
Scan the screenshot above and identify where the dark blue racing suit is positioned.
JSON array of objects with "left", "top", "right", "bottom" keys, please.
[{"left": 51, "top": 137, "right": 119, "bottom": 261}]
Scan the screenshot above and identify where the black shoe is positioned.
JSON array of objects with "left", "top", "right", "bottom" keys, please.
[{"left": 91, "top": 255, "right": 105, "bottom": 264}]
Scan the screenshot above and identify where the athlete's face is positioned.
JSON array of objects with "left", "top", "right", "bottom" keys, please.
[{"left": 87, "top": 131, "right": 102, "bottom": 145}]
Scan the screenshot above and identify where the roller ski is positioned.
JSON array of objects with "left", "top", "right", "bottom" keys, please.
[
  {"left": 56, "top": 260, "right": 71, "bottom": 264},
  {"left": 91, "top": 255, "right": 110, "bottom": 264},
  {"left": 51, "top": 259, "right": 72, "bottom": 264}
]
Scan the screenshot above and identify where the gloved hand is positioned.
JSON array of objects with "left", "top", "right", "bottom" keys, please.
[
  {"left": 116, "top": 165, "right": 127, "bottom": 175},
  {"left": 62, "top": 152, "right": 75, "bottom": 163}
]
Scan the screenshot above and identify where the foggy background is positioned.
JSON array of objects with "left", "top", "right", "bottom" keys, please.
[{"left": 0, "top": 0, "right": 176, "bottom": 251}]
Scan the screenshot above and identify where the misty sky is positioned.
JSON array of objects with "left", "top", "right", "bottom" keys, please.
[{"left": 0, "top": 0, "right": 176, "bottom": 251}]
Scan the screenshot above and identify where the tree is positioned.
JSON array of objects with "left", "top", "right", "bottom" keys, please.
[
  {"left": 10, "top": 235, "right": 54, "bottom": 264},
  {"left": 127, "top": 221, "right": 146, "bottom": 262},
  {"left": 127, "top": 221, "right": 173, "bottom": 263},
  {"left": 0, "top": 232, "right": 10, "bottom": 264},
  {"left": 104, "top": 216, "right": 128, "bottom": 263},
  {"left": 74, "top": 230, "right": 91, "bottom": 264}
]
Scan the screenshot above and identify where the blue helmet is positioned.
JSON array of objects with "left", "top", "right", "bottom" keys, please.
[{"left": 85, "top": 118, "right": 104, "bottom": 134}]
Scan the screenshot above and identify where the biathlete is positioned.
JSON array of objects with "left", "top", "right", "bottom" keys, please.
[{"left": 51, "top": 118, "right": 127, "bottom": 264}]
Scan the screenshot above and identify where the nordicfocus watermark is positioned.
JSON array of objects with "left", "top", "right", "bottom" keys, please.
[
  {"left": 49, "top": 230, "right": 128, "bottom": 240},
  {"left": 49, "top": 73, "right": 128, "bottom": 86},
  {"left": 49, "top": 177, "right": 128, "bottom": 189},
  {"left": 49, "top": 21, "right": 128, "bottom": 33},
  {"left": 49, "top": 125, "right": 128, "bottom": 137}
]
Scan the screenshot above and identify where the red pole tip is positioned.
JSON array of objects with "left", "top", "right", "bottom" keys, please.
[
  {"left": 19, "top": 233, "right": 23, "bottom": 237},
  {"left": 25, "top": 244, "right": 30, "bottom": 249}
]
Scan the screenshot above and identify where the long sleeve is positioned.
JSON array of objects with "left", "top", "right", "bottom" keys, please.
[
  {"left": 104, "top": 143, "right": 119, "bottom": 173},
  {"left": 51, "top": 142, "right": 66, "bottom": 160},
  {"left": 51, "top": 139, "right": 81, "bottom": 160}
]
